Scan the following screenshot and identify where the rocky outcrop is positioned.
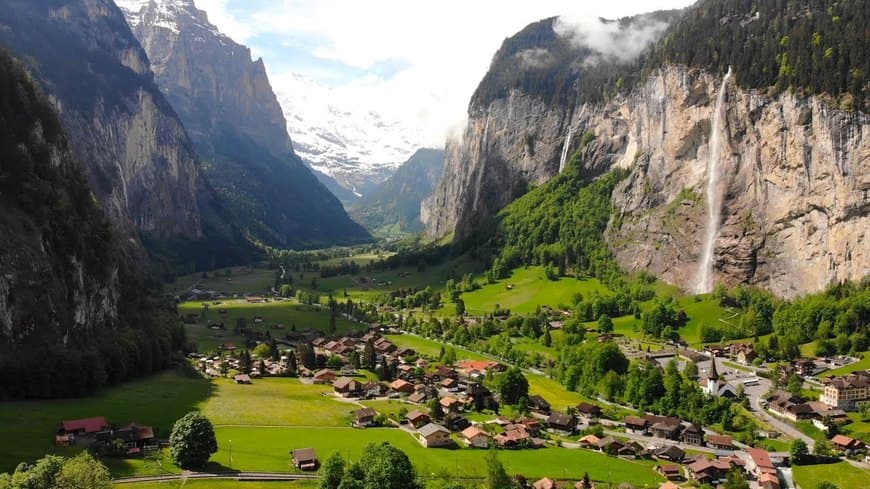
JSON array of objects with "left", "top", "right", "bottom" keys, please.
[
  {"left": 601, "top": 67, "right": 869, "bottom": 298},
  {"left": 0, "top": 0, "right": 253, "bottom": 269},
  {"left": 122, "top": 0, "right": 370, "bottom": 247}
]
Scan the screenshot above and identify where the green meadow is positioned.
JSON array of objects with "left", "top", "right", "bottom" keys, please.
[{"left": 792, "top": 462, "right": 870, "bottom": 489}]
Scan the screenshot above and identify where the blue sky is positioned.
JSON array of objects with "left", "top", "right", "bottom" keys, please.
[{"left": 191, "top": 0, "right": 697, "bottom": 145}]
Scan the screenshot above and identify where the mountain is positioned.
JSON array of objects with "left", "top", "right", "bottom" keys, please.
[
  {"left": 119, "top": 0, "right": 370, "bottom": 248},
  {"left": 424, "top": 0, "right": 869, "bottom": 297},
  {"left": 350, "top": 148, "right": 445, "bottom": 237},
  {"left": 0, "top": 0, "right": 254, "bottom": 272},
  {"left": 276, "top": 74, "right": 427, "bottom": 196},
  {"left": 0, "top": 50, "right": 181, "bottom": 399}
]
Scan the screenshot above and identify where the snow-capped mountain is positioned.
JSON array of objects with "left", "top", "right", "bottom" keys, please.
[{"left": 275, "top": 74, "right": 427, "bottom": 196}]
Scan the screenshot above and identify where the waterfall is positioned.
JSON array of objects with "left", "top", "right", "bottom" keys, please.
[
  {"left": 694, "top": 67, "right": 733, "bottom": 294},
  {"left": 558, "top": 128, "right": 574, "bottom": 173}
]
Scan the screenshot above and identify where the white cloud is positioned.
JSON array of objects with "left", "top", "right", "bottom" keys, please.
[
  {"left": 553, "top": 15, "right": 671, "bottom": 63},
  {"left": 187, "top": 0, "right": 695, "bottom": 148}
]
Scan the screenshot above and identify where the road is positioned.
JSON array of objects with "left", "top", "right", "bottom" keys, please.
[{"left": 114, "top": 472, "right": 318, "bottom": 484}]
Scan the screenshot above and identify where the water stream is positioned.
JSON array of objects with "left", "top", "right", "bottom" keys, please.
[{"left": 558, "top": 128, "right": 574, "bottom": 173}]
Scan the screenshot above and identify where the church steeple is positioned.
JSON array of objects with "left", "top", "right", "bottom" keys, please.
[{"left": 708, "top": 357, "right": 720, "bottom": 381}]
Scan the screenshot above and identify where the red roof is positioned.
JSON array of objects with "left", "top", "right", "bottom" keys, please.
[
  {"left": 748, "top": 447, "right": 775, "bottom": 470},
  {"left": 62, "top": 416, "right": 107, "bottom": 434},
  {"left": 456, "top": 360, "right": 501, "bottom": 371}
]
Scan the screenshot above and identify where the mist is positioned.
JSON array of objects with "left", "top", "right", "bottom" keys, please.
[{"left": 553, "top": 15, "right": 670, "bottom": 64}]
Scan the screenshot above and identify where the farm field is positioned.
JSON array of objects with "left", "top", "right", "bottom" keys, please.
[
  {"left": 792, "top": 462, "right": 870, "bottom": 489},
  {"left": 211, "top": 426, "right": 663, "bottom": 485},
  {"left": 824, "top": 352, "right": 870, "bottom": 376},
  {"left": 168, "top": 266, "right": 276, "bottom": 295},
  {"left": 0, "top": 368, "right": 208, "bottom": 475}
]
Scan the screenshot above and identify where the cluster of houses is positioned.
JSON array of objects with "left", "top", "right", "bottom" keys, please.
[
  {"left": 765, "top": 390, "right": 850, "bottom": 431},
  {"left": 55, "top": 416, "right": 156, "bottom": 457},
  {"left": 192, "top": 352, "right": 292, "bottom": 378}
]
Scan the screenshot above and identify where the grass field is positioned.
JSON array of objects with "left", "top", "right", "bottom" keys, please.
[
  {"left": 824, "top": 353, "right": 870, "bottom": 376},
  {"left": 118, "top": 481, "right": 318, "bottom": 489},
  {"left": 211, "top": 426, "right": 663, "bottom": 486},
  {"left": 792, "top": 462, "right": 870, "bottom": 489},
  {"left": 168, "top": 267, "right": 276, "bottom": 295},
  {"left": 201, "top": 378, "right": 356, "bottom": 427},
  {"left": 446, "top": 267, "right": 611, "bottom": 315},
  {"left": 0, "top": 368, "right": 208, "bottom": 475}
]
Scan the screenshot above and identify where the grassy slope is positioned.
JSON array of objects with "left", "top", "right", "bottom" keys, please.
[
  {"left": 792, "top": 462, "right": 870, "bottom": 489},
  {"left": 824, "top": 354, "right": 870, "bottom": 377},
  {"left": 0, "top": 368, "right": 208, "bottom": 475},
  {"left": 118, "top": 482, "right": 317, "bottom": 489}
]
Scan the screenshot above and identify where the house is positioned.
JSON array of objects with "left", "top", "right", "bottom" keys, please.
[
  {"left": 495, "top": 428, "right": 531, "bottom": 448},
  {"left": 746, "top": 448, "right": 778, "bottom": 479},
  {"left": 233, "top": 374, "right": 252, "bottom": 384},
  {"left": 517, "top": 417, "right": 543, "bottom": 435},
  {"left": 706, "top": 434, "right": 735, "bottom": 450},
  {"left": 731, "top": 343, "right": 757, "bottom": 364},
  {"left": 681, "top": 424, "right": 704, "bottom": 445},
  {"left": 532, "top": 478, "right": 557, "bottom": 489},
  {"left": 831, "top": 434, "right": 865, "bottom": 452},
  {"left": 291, "top": 448, "right": 319, "bottom": 470},
  {"left": 624, "top": 416, "right": 649, "bottom": 434},
  {"left": 575, "top": 402, "right": 602, "bottom": 418},
  {"left": 390, "top": 379, "right": 415, "bottom": 394},
  {"left": 407, "top": 410, "right": 431, "bottom": 428},
  {"left": 440, "top": 396, "right": 463, "bottom": 413},
  {"left": 60, "top": 417, "right": 109, "bottom": 436},
  {"left": 444, "top": 413, "right": 470, "bottom": 431},
  {"left": 687, "top": 458, "right": 732, "bottom": 484},
  {"left": 333, "top": 377, "right": 362, "bottom": 397},
  {"left": 759, "top": 473, "right": 781, "bottom": 489},
  {"left": 461, "top": 426, "right": 490, "bottom": 448},
  {"left": 656, "top": 445, "right": 686, "bottom": 463},
  {"left": 313, "top": 369, "right": 337, "bottom": 384},
  {"left": 115, "top": 424, "right": 155, "bottom": 455},
  {"left": 645, "top": 415, "right": 682, "bottom": 439},
  {"left": 656, "top": 464, "right": 683, "bottom": 481},
  {"left": 456, "top": 360, "right": 505, "bottom": 376},
  {"left": 440, "top": 378, "right": 459, "bottom": 391},
  {"left": 408, "top": 391, "right": 427, "bottom": 404},
  {"left": 597, "top": 436, "right": 624, "bottom": 454},
  {"left": 529, "top": 395, "right": 552, "bottom": 414},
  {"left": 353, "top": 408, "right": 377, "bottom": 428},
  {"left": 578, "top": 434, "right": 601, "bottom": 448},
  {"left": 362, "top": 381, "right": 389, "bottom": 399},
  {"left": 618, "top": 441, "right": 645, "bottom": 458},
  {"left": 417, "top": 423, "right": 452, "bottom": 448},
  {"left": 821, "top": 371, "right": 870, "bottom": 410},
  {"left": 546, "top": 413, "right": 576, "bottom": 434}
]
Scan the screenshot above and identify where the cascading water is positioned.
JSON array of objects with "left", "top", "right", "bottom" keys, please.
[
  {"left": 694, "top": 67, "right": 733, "bottom": 294},
  {"left": 558, "top": 128, "right": 574, "bottom": 173}
]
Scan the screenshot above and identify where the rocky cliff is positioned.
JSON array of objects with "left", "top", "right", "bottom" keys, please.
[
  {"left": 424, "top": 2, "right": 868, "bottom": 297},
  {"left": 0, "top": 0, "right": 253, "bottom": 270},
  {"left": 0, "top": 50, "right": 181, "bottom": 398},
  {"left": 601, "top": 67, "right": 868, "bottom": 298},
  {"left": 121, "top": 0, "right": 370, "bottom": 247}
]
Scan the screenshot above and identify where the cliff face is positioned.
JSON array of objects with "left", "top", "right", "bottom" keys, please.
[
  {"left": 0, "top": 0, "right": 253, "bottom": 269},
  {"left": 601, "top": 67, "right": 869, "bottom": 298},
  {"left": 122, "top": 0, "right": 370, "bottom": 247}
]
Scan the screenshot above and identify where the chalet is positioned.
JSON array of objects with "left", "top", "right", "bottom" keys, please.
[
  {"left": 597, "top": 436, "right": 624, "bottom": 454},
  {"left": 460, "top": 426, "right": 490, "bottom": 448},
  {"left": 362, "top": 381, "right": 389, "bottom": 399},
  {"left": 495, "top": 428, "right": 531, "bottom": 449},
  {"left": 440, "top": 378, "right": 459, "bottom": 391},
  {"left": 291, "top": 448, "right": 319, "bottom": 470},
  {"left": 578, "top": 434, "right": 601, "bottom": 448},
  {"left": 532, "top": 478, "right": 557, "bottom": 489},
  {"left": 546, "top": 413, "right": 576, "bottom": 434},
  {"left": 417, "top": 423, "right": 452, "bottom": 448},
  {"left": 313, "top": 369, "right": 337, "bottom": 384},
  {"left": 353, "top": 408, "right": 377, "bottom": 428},
  {"left": 746, "top": 448, "right": 778, "bottom": 479},
  {"left": 333, "top": 377, "right": 362, "bottom": 397},
  {"left": 390, "top": 379, "right": 415, "bottom": 394},
  {"left": 396, "top": 347, "right": 416, "bottom": 358},
  {"left": 706, "top": 434, "right": 735, "bottom": 450},
  {"left": 655, "top": 445, "right": 685, "bottom": 463},
  {"left": 517, "top": 417, "right": 543, "bottom": 435},
  {"left": 656, "top": 464, "right": 683, "bottom": 481},
  {"left": 407, "top": 391, "right": 428, "bottom": 404},
  {"left": 831, "top": 434, "right": 865, "bottom": 452},
  {"left": 624, "top": 416, "right": 649, "bottom": 434},
  {"left": 730, "top": 343, "right": 757, "bottom": 364},
  {"left": 374, "top": 339, "right": 397, "bottom": 354},
  {"left": 681, "top": 424, "right": 704, "bottom": 445},
  {"left": 618, "top": 441, "right": 645, "bottom": 458},
  {"left": 575, "top": 402, "right": 602, "bottom": 418},
  {"left": 687, "top": 458, "right": 732, "bottom": 484},
  {"left": 407, "top": 410, "right": 431, "bottom": 428},
  {"left": 645, "top": 415, "right": 682, "bottom": 439},
  {"left": 456, "top": 360, "right": 506, "bottom": 377},
  {"left": 444, "top": 413, "right": 470, "bottom": 431},
  {"left": 233, "top": 374, "right": 252, "bottom": 384},
  {"left": 435, "top": 366, "right": 458, "bottom": 379},
  {"left": 115, "top": 424, "right": 155, "bottom": 455},
  {"left": 529, "top": 395, "right": 552, "bottom": 414},
  {"left": 60, "top": 417, "right": 109, "bottom": 436},
  {"left": 759, "top": 473, "right": 781, "bottom": 489},
  {"left": 440, "top": 396, "right": 462, "bottom": 413}
]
